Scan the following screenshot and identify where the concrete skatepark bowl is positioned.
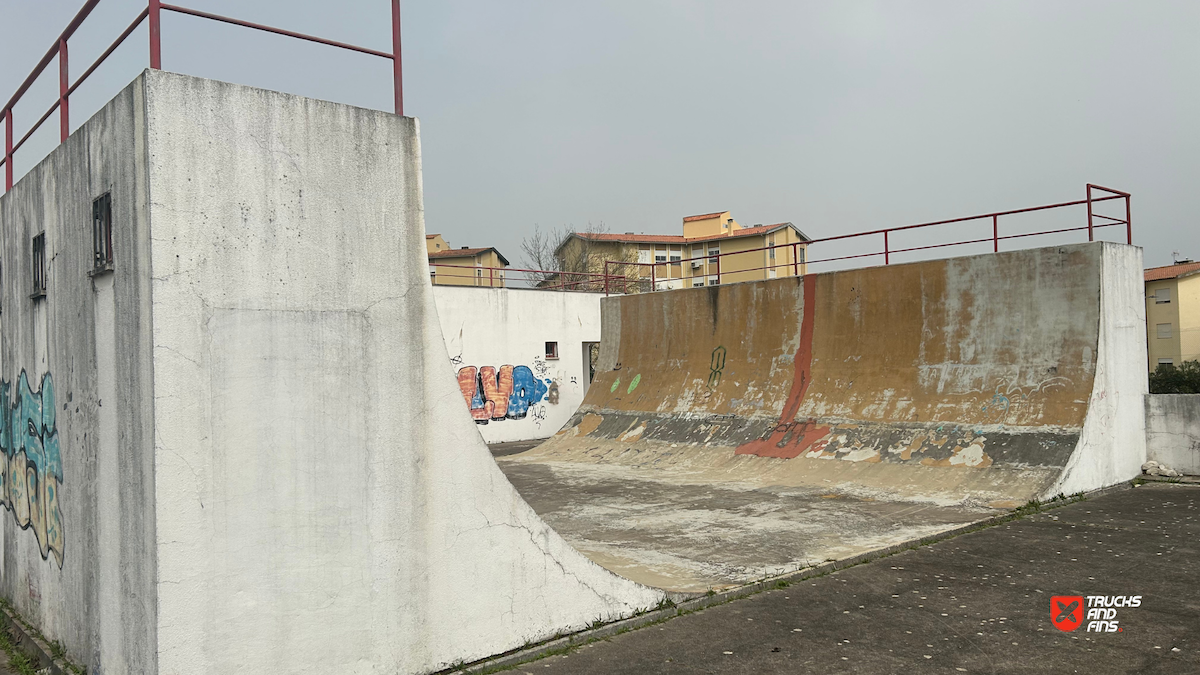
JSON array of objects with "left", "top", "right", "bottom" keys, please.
[
  {"left": 0, "top": 68, "right": 1146, "bottom": 674},
  {"left": 498, "top": 242, "right": 1147, "bottom": 592}
]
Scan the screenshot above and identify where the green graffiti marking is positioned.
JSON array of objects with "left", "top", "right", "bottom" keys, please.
[
  {"left": 627, "top": 374, "right": 641, "bottom": 394},
  {"left": 708, "top": 346, "right": 727, "bottom": 389},
  {"left": 611, "top": 378, "right": 621, "bottom": 393}
]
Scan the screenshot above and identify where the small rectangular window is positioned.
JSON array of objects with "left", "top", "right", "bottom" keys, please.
[
  {"left": 707, "top": 276, "right": 719, "bottom": 286},
  {"left": 545, "top": 341, "right": 559, "bottom": 359},
  {"left": 692, "top": 280, "right": 704, "bottom": 287},
  {"left": 1154, "top": 288, "right": 1171, "bottom": 304},
  {"left": 31, "top": 233, "right": 47, "bottom": 298},
  {"left": 93, "top": 193, "right": 113, "bottom": 270},
  {"left": 1156, "top": 323, "right": 1172, "bottom": 339},
  {"left": 1158, "top": 358, "right": 1174, "bottom": 366}
]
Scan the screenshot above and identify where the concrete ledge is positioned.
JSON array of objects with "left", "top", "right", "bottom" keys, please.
[
  {"left": 0, "top": 604, "right": 73, "bottom": 675},
  {"left": 446, "top": 480, "right": 1134, "bottom": 674}
]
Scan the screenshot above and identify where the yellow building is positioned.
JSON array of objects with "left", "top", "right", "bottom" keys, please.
[
  {"left": 554, "top": 211, "right": 810, "bottom": 291},
  {"left": 427, "top": 234, "right": 510, "bottom": 287},
  {"left": 1145, "top": 260, "right": 1200, "bottom": 371}
]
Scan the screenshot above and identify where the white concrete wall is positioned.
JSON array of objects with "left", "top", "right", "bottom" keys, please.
[
  {"left": 1146, "top": 395, "right": 1200, "bottom": 475},
  {"left": 433, "top": 286, "right": 600, "bottom": 444},
  {"left": 0, "top": 77, "right": 158, "bottom": 673},
  {"left": 143, "top": 71, "right": 662, "bottom": 675},
  {"left": 1048, "top": 242, "right": 1148, "bottom": 497}
]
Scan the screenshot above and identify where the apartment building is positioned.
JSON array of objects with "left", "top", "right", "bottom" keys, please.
[
  {"left": 1145, "top": 260, "right": 1200, "bottom": 371},
  {"left": 554, "top": 211, "right": 810, "bottom": 291},
  {"left": 427, "top": 233, "right": 510, "bottom": 287}
]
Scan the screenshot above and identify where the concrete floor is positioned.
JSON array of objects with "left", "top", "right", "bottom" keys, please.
[
  {"left": 512, "top": 482, "right": 1200, "bottom": 674},
  {"left": 495, "top": 453, "right": 992, "bottom": 593}
]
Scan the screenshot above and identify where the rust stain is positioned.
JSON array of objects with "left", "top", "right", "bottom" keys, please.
[
  {"left": 737, "top": 275, "right": 831, "bottom": 459},
  {"left": 899, "top": 434, "right": 928, "bottom": 460},
  {"left": 574, "top": 413, "right": 604, "bottom": 437}
]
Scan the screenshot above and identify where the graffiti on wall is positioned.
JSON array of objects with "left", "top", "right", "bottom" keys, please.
[
  {"left": 457, "top": 365, "right": 552, "bottom": 424},
  {"left": 0, "top": 372, "right": 65, "bottom": 568}
]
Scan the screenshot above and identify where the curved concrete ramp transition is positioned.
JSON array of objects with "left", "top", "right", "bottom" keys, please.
[{"left": 501, "top": 242, "right": 1146, "bottom": 590}]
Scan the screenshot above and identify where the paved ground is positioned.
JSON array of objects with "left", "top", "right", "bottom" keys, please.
[
  {"left": 510, "top": 482, "right": 1199, "bottom": 674},
  {"left": 496, "top": 457, "right": 992, "bottom": 592}
]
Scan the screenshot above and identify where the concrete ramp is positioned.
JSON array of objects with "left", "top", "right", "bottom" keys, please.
[
  {"left": 501, "top": 243, "right": 1146, "bottom": 589},
  {"left": 0, "top": 70, "right": 663, "bottom": 675}
]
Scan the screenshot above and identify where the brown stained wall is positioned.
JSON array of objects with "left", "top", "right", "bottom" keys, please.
[
  {"left": 585, "top": 245, "right": 1100, "bottom": 431},
  {"left": 800, "top": 246, "right": 1099, "bottom": 428},
  {"left": 590, "top": 277, "right": 806, "bottom": 418}
]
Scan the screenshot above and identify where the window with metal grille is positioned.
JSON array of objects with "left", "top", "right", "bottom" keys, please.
[
  {"left": 32, "top": 233, "right": 47, "bottom": 298},
  {"left": 93, "top": 193, "right": 114, "bottom": 270}
]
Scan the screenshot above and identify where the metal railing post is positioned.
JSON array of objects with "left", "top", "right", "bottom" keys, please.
[
  {"left": 1086, "top": 185, "right": 1094, "bottom": 242},
  {"left": 992, "top": 214, "right": 998, "bottom": 253},
  {"left": 149, "top": 0, "right": 162, "bottom": 69},
  {"left": 1125, "top": 196, "right": 1132, "bottom": 245},
  {"left": 59, "top": 38, "right": 69, "bottom": 141},
  {"left": 792, "top": 243, "right": 798, "bottom": 277},
  {"left": 391, "top": 0, "right": 403, "bottom": 115},
  {"left": 884, "top": 230, "right": 890, "bottom": 264},
  {"left": 603, "top": 261, "right": 609, "bottom": 296},
  {"left": 651, "top": 264, "right": 656, "bottom": 292},
  {"left": 4, "top": 109, "right": 12, "bottom": 191}
]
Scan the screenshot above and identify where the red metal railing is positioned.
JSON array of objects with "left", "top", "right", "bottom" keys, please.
[
  {"left": 429, "top": 262, "right": 624, "bottom": 292},
  {"left": 2, "top": 0, "right": 404, "bottom": 192},
  {"left": 603, "top": 185, "right": 1132, "bottom": 295}
]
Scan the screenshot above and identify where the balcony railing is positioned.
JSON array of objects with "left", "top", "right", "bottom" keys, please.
[
  {"left": 429, "top": 262, "right": 624, "bottom": 292},
  {"left": 2, "top": 0, "right": 404, "bottom": 192},
  {"left": 603, "top": 184, "right": 1131, "bottom": 295}
]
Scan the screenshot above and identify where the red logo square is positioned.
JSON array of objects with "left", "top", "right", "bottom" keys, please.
[{"left": 1051, "top": 596, "right": 1084, "bottom": 631}]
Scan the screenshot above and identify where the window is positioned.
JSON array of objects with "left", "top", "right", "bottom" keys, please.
[
  {"left": 768, "top": 269, "right": 777, "bottom": 279},
  {"left": 768, "top": 236, "right": 776, "bottom": 260},
  {"left": 93, "top": 193, "right": 113, "bottom": 270},
  {"left": 669, "top": 245, "right": 682, "bottom": 264},
  {"left": 798, "top": 247, "right": 806, "bottom": 263},
  {"left": 1156, "top": 323, "right": 1172, "bottom": 339},
  {"left": 692, "top": 280, "right": 704, "bottom": 287},
  {"left": 707, "top": 276, "right": 719, "bottom": 286},
  {"left": 654, "top": 245, "right": 667, "bottom": 263},
  {"left": 545, "top": 341, "right": 559, "bottom": 359},
  {"left": 31, "top": 233, "right": 46, "bottom": 298},
  {"left": 1154, "top": 288, "right": 1171, "bottom": 304},
  {"left": 708, "top": 247, "right": 719, "bottom": 264},
  {"left": 638, "top": 249, "right": 652, "bottom": 264},
  {"left": 1158, "top": 358, "right": 1174, "bottom": 366}
]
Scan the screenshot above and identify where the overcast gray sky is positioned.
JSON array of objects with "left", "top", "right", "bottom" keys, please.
[{"left": 3, "top": 1, "right": 1197, "bottom": 268}]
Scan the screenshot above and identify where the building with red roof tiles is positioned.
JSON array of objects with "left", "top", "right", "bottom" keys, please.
[
  {"left": 426, "top": 234, "right": 510, "bottom": 287},
  {"left": 553, "top": 212, "right": 810, "bottom": 291},
  {"left": 1145, "top": 259, "right": 1200, "bottom": 372}
]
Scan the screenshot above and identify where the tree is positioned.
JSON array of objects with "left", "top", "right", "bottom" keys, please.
[
  {"left": 519, "top": 222, "right": 638, "bottom": 292},
  {"left": 1149, "top": 360, "right": 1200, "bottom": 394}
]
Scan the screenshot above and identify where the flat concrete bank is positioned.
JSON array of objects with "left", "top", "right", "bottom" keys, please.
[
  {"left": 1147, "top": 394, "right": 1200, "bottom": 475},
  {"left": 499, "top": 482, "right": 1199, "bottom": 674}
]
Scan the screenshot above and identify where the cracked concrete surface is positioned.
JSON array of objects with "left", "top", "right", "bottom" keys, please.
[
  {"left": 495, "top": 454, "right": 991, "bottom": 593},
  {"left": 514, "top": 483, "right": 1200, "bottom": 674}
]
